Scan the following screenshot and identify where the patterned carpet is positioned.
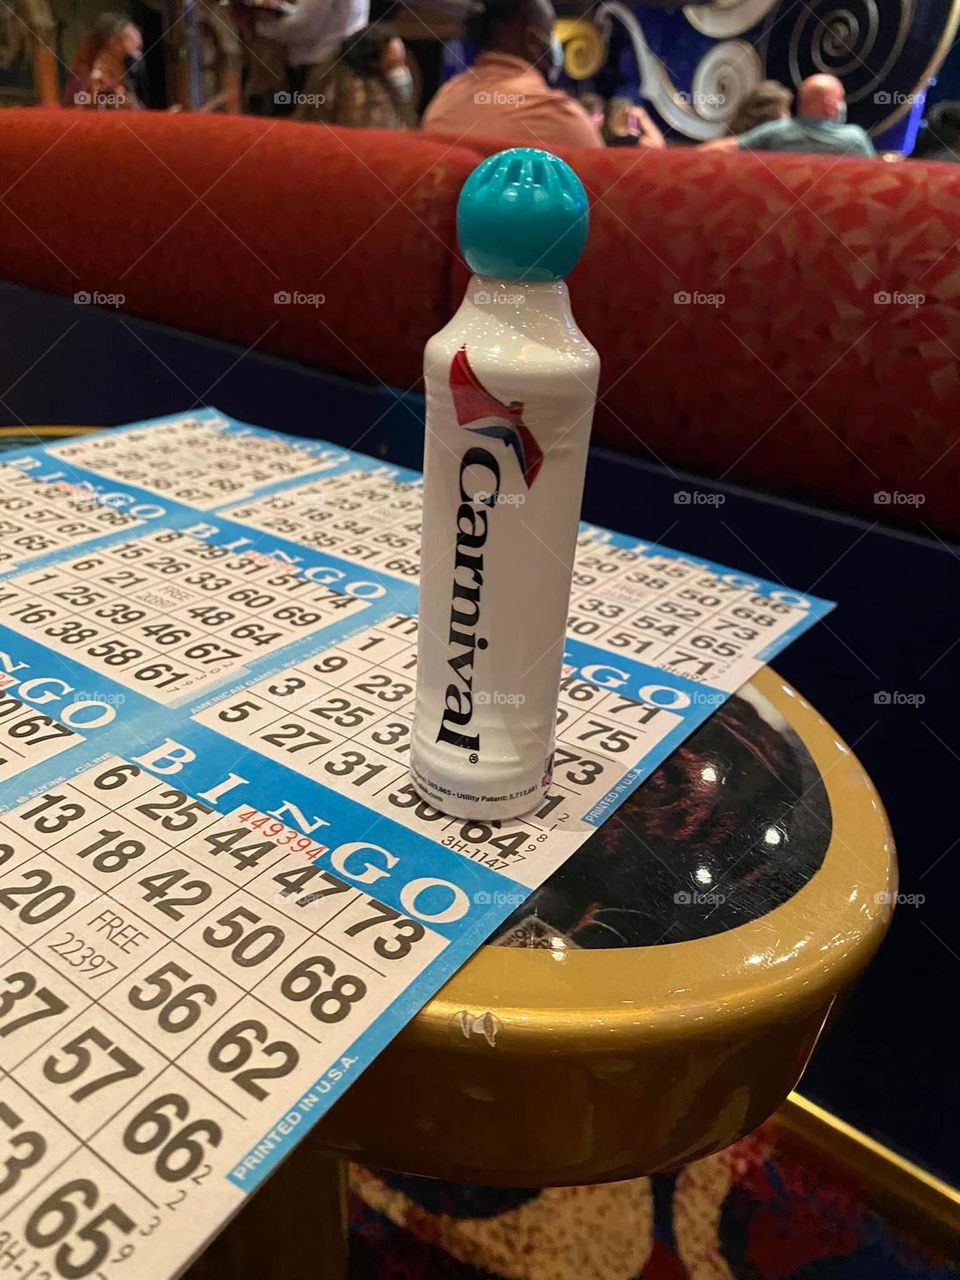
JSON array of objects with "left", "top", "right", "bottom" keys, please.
[{"left": 349, "top": 1123, "right": 957, "bottom": 1280}]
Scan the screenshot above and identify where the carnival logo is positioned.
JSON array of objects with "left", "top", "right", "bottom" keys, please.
[
  {"left": 449, "top": 347, "right": 544, "bottom": 487},
  {"left": 436, "top": 445, "right": 501, "bottom": 754}
]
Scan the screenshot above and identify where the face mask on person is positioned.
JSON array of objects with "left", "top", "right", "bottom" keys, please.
[
  {"left": 387, "top": 66, "right": 414, "bottom": 100},
  {"left": 835, "top": 101, "right": 847, "bottom": 124},
  {"left": 546, "top": 34, "right": 564, "bottom": 85}
]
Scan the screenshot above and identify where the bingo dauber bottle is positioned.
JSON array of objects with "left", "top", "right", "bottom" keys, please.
[{"left": 411, "top": 147, "right": 600, "bottom": 821}]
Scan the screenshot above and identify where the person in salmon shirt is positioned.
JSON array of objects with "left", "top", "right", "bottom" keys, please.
[{"left": 421, "top": 0, "right": 607, "bottom": 150}]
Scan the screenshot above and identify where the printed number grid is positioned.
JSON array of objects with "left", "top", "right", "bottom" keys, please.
[
  {"left": 570, "top": 535, "right": 811, "bottom": 692},
  {"left": 48, "top": 417, "right": 344, "bottom": 510},
  {"left": 0, "top": 755, "right": 444, "bottom": 1275},
  {"left": 219, "top": 470, "right": 808, "bottom": 689},
  {"left": 223, "top": 469, "right": 422, "bottom": 581},
  {"left": 0, "top": 694, "right": 84, "bottom": 785},
  {"left": 0, "top": 530, "right": 370, "bottom": 705},
  {"left": 195, "top": 615, "right": 682, "bottom": 888},
  {"left": 0, "top": 468, "right": 139, "bottom": 572}
]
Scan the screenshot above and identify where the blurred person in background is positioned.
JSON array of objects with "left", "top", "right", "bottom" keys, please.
[
  {"left": 700, "top": 79, "right": 791, "bottom": 150},
  {"left": 263, "top": 0, "right": 369, "bottom": 104},
  {"left": 62, "top": 11, "right": 144, "bottom": 109},
  {"left": 579, "top": 90, "right": 604, "bottom": 134},
  {"left": 421, "top": 0, "right": 602, "bottom": 149},
  {"left": 297, "top": 22, "right": 414, "bottom": 126},
  {"left": 727, "top": 79, "right": 792, "bottom": 137},
  {"left": 602, "top": 95, "right": 664, "bottom": 148},
  {"left": 702, "top": 74, "right": 873, "bottom": 157},
  {"left": 911, "top": 101, "right": 960, "bottom": 161}
]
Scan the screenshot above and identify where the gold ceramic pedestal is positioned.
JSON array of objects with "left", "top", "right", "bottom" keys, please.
[{"left": 188, "top": 667, "right": 895, "bottom": 1276}]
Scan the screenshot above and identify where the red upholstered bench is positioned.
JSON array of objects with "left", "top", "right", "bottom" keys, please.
[{"left": 1, "top": 109, "right": 958, "bottom": 534}]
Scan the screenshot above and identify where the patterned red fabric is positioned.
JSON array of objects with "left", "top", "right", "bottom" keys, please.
[
  {"left": 1, "top": 111, "right": 958, "bottom": 531},
  {"left": 450, "top": 138, "right": 960, "bottom": 535},
  {"left": 0, "top": 110, "right": 474, "bottom": 390}
]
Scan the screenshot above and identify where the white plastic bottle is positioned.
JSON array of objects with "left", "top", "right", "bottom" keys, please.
[{"left": 410, "top": 148, "right": 600, "bottom": 820}]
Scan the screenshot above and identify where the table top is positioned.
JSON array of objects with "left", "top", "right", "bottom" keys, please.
[
  {"left": 490, "top": 669, "right": 833, "bottom": 954},
  {"left": 317, "top": 660, "right": 893, "bottom": 1183},
  {"left": 0, "top": 420, "right": 895, "bottom": 1196}
]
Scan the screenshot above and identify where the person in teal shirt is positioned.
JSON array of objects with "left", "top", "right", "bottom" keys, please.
[{"left": 703, "top": 74, "right": 875, "bottom": 158}]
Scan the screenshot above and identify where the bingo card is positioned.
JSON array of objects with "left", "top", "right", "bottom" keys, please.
[{"left": 0, "top": 410, "right": 833, "bottom": 1278}]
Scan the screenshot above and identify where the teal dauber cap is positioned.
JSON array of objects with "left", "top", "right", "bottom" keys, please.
[{"left": 456, "top": 147, "right": 589, "bottom": 283}]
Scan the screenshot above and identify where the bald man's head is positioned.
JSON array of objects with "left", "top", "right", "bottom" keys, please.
[{"left": 798, "top": 74, "right": 846, "bottom": 121}]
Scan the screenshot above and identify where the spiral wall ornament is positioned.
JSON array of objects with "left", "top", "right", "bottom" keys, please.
[
  {"left": 684, "top": 0, "right": 780, "bottom": 40},
  {"left": 594, "top": 0, "right": 960, "bottom": 144},
  {"left": 554, "top": 18, "right": 606, "bottom": 81},
  {"left": 781, "top": 0, "right": 890, "bottom": 102},
  {"left": 690, "top": 39, "right": 761, "bottom": 122},
  {"left": 594, "top": 0, "right": 728, "bottom": 139},
  {"left": 761, "top": 0, "right": 960, "bottom": 132}
]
